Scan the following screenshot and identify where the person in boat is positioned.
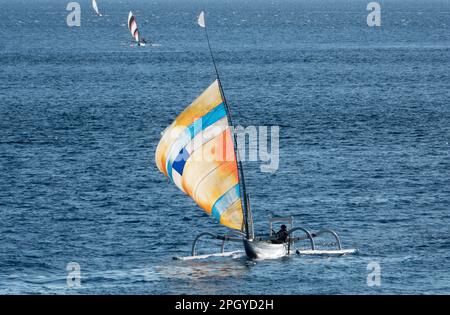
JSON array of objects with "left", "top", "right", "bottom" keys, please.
[{"left": 272, "top": 224, "right": 289, "bottom": 244}]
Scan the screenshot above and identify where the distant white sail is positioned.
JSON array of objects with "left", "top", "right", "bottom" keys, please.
[
  {"left": 198, "top": 11, "right": 205, "bottom": 28},
  {"left": 128, "top": 11, "right": 140, "bottom": 43},
  {"left": 92, "top": 0, "right": 102, "bottom": 16}
]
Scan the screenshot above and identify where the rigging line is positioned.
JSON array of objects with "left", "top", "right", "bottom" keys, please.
[{"left": 201, "top": 19, "right": 253, "bottom": 239}]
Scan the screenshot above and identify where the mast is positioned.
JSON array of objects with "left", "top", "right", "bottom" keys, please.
[{"left": 199, "top": 11, "right": 254, "bottom": 239}]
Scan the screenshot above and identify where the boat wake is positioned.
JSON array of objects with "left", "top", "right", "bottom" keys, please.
[
  {"left": 128, "top": 43, "right": 162, "bottom": 48},
  {"left": 173, "top": 251, "right": 244, "bottom": 261},
  {"left": 173, "top": 248, "right": 359, "bottom": 261}
]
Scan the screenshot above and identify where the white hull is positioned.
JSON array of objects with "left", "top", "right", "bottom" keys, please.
[{"left": 243, "top": 239, "right": 288, "bottom": 259}]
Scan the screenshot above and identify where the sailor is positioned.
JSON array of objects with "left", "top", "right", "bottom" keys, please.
[{"left": 272, "top": 224, "right": 289, "bottom": 244}]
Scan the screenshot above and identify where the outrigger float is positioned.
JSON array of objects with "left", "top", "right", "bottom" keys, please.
[{"left": 155, "top": 11, "right": 357, "bottom": 260}]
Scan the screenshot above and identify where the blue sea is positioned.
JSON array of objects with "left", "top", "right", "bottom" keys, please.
[{"left": 0, "top": 0, "right": 449, "bottom": 294}]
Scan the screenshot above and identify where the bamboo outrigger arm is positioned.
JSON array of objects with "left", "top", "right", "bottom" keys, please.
[
  {"left": 311, "top": 228, "right": 342, "bottom": 250},
  {"left": 191, "top": 231, "right": 246, "bottom": 256},
  {"left": 287, "top": 227, "right": 343, "bottom": 251},
  {"left": 287, "top": 227, "right": 316, "bottom": 251}
]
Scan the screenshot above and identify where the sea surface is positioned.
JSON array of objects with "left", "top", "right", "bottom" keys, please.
[{"left": 0, "top": 0, "right": 449, "bottom": 294}]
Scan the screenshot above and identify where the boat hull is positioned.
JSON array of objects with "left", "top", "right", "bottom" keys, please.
[{"left": 243, "top": 239, "right": 288, "bottom": 259}]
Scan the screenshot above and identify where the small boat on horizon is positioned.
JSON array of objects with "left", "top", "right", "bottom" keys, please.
[
  {"left": 127, "top": 11, "right": 149, "bottom": 47},
  {"left": 92, "top": 0, "right": 102, "bottom": 17}
]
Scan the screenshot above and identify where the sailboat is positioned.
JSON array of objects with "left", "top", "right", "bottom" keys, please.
[
  {"left": 127, "top": 11, "right": 148, "bottom": 47},
  {"left": 155, "top": 11, "right": 356, "bottom": 259},
  {"left": 92, "top": 0, "right": 102, "bottom": 17}
]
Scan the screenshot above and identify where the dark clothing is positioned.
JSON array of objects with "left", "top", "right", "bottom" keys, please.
[{"left": 271, "top": 229, "right": 288, "bottom": 244}]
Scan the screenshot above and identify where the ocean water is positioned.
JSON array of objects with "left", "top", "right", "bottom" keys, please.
[{"left": 0, "top": 0, "right": 449, "bottom": 294}]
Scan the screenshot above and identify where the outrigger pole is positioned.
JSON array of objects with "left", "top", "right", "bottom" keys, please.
[{"left": 198, "top": 11, "right": 254, "bottom": 240}]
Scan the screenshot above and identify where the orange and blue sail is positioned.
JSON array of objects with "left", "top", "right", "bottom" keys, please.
[{"left": 155, "top": 80, "right": 244, "bottom": 231}]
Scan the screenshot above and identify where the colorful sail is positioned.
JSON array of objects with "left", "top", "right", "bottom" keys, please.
[
  {"left": 127, "top": 11, "right": 140, "bottom": 43},
  {"left": 155, "top": 80, "right": 244, "bottom": 231},
  {"left": 92, "top": 0, "right": 101, "bottom": 16}
]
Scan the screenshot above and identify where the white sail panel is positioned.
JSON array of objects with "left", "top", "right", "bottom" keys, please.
[
  {"left": 92, "top": 0, "right": 101, "bottom": 16},
  {"left": 198, "top": 11, "right": 205, "bottom": 28}
]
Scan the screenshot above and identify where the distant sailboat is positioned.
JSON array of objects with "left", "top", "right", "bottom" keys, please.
[
  {"left": 127, "top": 11, "right": 148, "bottom": 47},
  {"left": 92, "top": 0, "right": 102, "bottom": 16}
]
